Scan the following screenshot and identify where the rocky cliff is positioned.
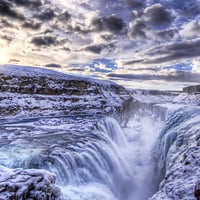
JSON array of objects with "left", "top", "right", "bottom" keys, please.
[
  {"left": 0, "top": 65, "right": 131, "bottom": 117},
  {"left": 183, "top": 85, "right": 200, "bottom": 94},
  {"left": 151, "top": 104, "right": 200, "bottom": 200}
]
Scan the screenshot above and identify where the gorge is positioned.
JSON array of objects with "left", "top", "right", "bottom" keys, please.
[{"left": 0, "top": 65, "right": 199, "bottom": 200}]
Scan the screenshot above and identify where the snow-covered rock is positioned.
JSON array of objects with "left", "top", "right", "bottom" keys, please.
[
  {"left": 173, "top": 85, "right": 200, "bottom": 106},
  {"left": 151, "top": 107, "right": 200, "bottom": 200},
  {"left": 0, "top": 165, "right": 62, "bottom": 200},
  {"left": 0, "top": 65, "right": 131, "bottom": 118},
  {"left": 173, "top": 93, "right": 200, "bottom": 106},
  {"left": 132, "top": 89, "right": 178, "bottom": 104}
]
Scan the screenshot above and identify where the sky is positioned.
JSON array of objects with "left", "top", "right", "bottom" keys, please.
[{"left": 0, "top": 0, "right": 200, "bottom": 90}]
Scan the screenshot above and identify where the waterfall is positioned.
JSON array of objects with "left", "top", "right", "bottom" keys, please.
[
  {"left": 41, "top": 117, "right": 135, "bottom": 200},
  {"left": 0, "top": 102, "right": 166, "bottom": 200}
]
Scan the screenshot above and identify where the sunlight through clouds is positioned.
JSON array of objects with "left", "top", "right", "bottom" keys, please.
[{"left": 0, "top": 0, "right": 200, "bottom": 89}]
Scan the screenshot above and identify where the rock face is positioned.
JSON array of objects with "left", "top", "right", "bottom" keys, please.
[
  {"left": 0, "top": 165, "right": 62, "bottom": 200},
  {"left": 0, "top": 65, "right": 131, "bottom": 117},
  {"left": 183, "top": 85, "right": 200, "bottom": 93},
  {"left": 151, "top": 107, "right": 200, "bottom": 200}
]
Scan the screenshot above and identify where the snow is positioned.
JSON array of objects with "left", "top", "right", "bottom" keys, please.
[
  {"left": 151, "top": 106, "right": 200, "bottom": 200},
  {"left": 131, "top": 89, "right": 178, "bottom": 104},
  {"left": 173, "top": 93, "right": 200, "bottom": 106},
  {"left": 1, "top": 64, "right": 200, "bottom": 200},
  {"left": 0, "top": 64, "right": 132, "bottom": 119},
  {"left": 0, "top": 165, "right": 61, "bottom": 199},
  {"left": 0, "top": 64, "right": 118, "bottom": 86}
]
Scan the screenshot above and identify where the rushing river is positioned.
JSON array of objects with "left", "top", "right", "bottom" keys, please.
[{"left": 0, "top": 107, "right": 163, "bottom": 200}]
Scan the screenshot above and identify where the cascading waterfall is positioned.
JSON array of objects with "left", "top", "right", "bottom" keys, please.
[
  {"left": 0, "top": 102, "right": 165, "bottom": 200},
  {"left": 35, "top": 117, "right": 136, "bottom": 200}
]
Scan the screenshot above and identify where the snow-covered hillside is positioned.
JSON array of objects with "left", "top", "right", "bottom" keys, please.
[{"left": 0, "top": 65, "right": 131, "bottom": 118}]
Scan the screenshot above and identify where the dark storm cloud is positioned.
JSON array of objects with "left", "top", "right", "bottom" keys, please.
[
  {"left": 0, "top": 19, "right": 13, "bottom": 27},
  {"left": 91, "top": 14, "right": 125, "bottom": 33},
  {"left": 156, "top": 29, "right": 175, "bottom": 40},
  {"left": 108, "top": 71, "right": 200, "bottom": 83},
  {"left": 129, "top": 20, "right": 147, "bottom": 38},
  {"left": 22, "top": 20, "right": 42, "bottom": 30},
  {"left": 144, "top": 4, "right": 174, "bottom": 26},
  {"left": 146, "top": 39, "right": 200, "bottom": 64},
  {"left": 1, "top": 35, "right": 12, "bottom": 42},
  {"left": 58, "top": 10, "right": 71, "bottom": 21},
  {"left": 83, "top": 43, "right": 116, "bottom": 54},
  {"left": 0, "top": 0, "right": 25, "bottom": 20},
  {"left": 123, "top": 59, "right": 145, "bottom": 65},
  {"left": 31, "top": 36, "right": 58, "bottom": 47},
  {"left": 36, "top": 7, "right": 55, "bottom": 21},
  {"left": 45, "top": 63, "right": 61, "bottom": 68},
  {"left": 0, "top": 19, "right": 14, "bottom": 29},
  {"left": 124, "top": 0, "right": 145, "bottom": 9},
  {"left": 84, "top": 45, "right": 103, "bottom": 54},
  {"left": 11, "top": 0, "right": 43, "bottom": 8},
  {"left": 101, "top": 34, "right": 115, "bottom": 41}
]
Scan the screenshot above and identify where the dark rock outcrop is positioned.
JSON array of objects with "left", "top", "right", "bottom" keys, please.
[
  {"left": 183, "top": 85, "right": 200, "bottom": 94},
  {"left": 194, "top": 181, "right": 200, "bottom": 200}
]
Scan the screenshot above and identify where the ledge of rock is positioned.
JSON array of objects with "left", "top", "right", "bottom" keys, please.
[
  {"left": 0, "top": 165, "right": 62, "bottom": 200},
  {"left": 0, "top": 65, "right": 132, "bottom": 117},
  {"left": 151, "top": 107, "right": 200, "bottom": 200}
]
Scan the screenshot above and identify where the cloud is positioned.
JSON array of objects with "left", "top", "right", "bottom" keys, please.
[
  {"left": 22, "top": 19, "right": 42, "bottom": 30},
  {"left": 156, "top": 29, "right": 175, "bottom": 40},
  {"left": 0, "top": 19, "right": 14, "bottom": 28},
  {"left": 124, "top": 0, "right": 145, "bottom": 9},
  {"left": 84, "top": 44, "right": 104, "bottom": 54},
  {"left": 91, "top": 14, "right": 125, "bottom": 33},
  {"left": 1, "top": 35, "right": 12, "bottom": 42},
  {"left": 129, "top": 19, "right": 147, "bottom": 38},
  {"left": 144, "top": 3, "right": 174, "bottom": 27},
  {"left": 58, "top": 10, "right": 71, "bottom": 21},
  {"left": 12, "top": 0, "right": 44, "bottom": 8},
  {"left": 0, "top": 0, "right": 25, "bottom": 20},
  {"left": 0, "top": 0, "right": 200, "bottom": 91},
  {"left": 145, "top": 39, "right": 200, "bottom": 64},
  {"left": 192, "top": 58, "right": 200, "bottom": 73},
  {"left": 183, "top": 2, "right": 200, "bottom": 16},
  {"left": 44, "top": 63, "right": 61, "bottom": 68},
  {"left": 180, "top": 19, "right": 200, "bottom": 39},
  {"left": 174, "top": 0, "right": 200, "bottom": 17},
  {"left": 31, "top": 35, "right": 59, "bottom": 47},
  {"left": 81, "top": 43, "right": 116, "bottom": 54},
  {"left": 107, "top": 71, "right": 200, "bottom": 83},
  {"left": 35, "top": 7, "right": 55, "bottom": 21}
]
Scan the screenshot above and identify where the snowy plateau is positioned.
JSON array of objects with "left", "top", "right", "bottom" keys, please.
[{"left": 0, "top": 65, "right": 200, "bottom": 200}]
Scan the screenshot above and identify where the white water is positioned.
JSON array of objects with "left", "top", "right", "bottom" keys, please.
[{"left": 50, "top": 113, "right": 163, "bottom": 200}]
